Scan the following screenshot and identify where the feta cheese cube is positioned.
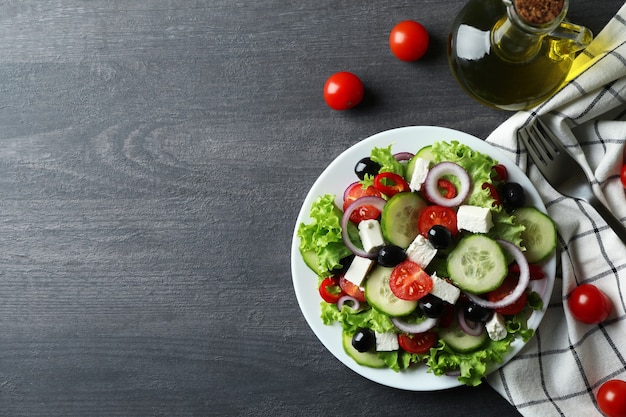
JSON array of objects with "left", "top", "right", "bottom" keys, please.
[
  {"left": 358, "top": 219, "right": 385, "bottom": 253},
  {"left": 429, "top": 273, "right": 461, "bottom": 305},
  {"left": 406, "top": 234, "right": 437, "bottom": 268},
  {"left": 375, "top": 331, "right": 399, "bottom": 351},
  {"left": 456, "top": 205, "right": 494, "bottom": 234},
  {"left": 343, "top": 256, "right": 375, "bottom": 287},
  {"left": 409, "top": 157, "right": 430, "bottom": 192},
  {"left": 485, "top": 313, "right": 508, "bottom": 341}
]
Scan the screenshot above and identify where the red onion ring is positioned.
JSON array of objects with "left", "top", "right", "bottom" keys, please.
[
  {"left": 394, "top": 152, "right": 414, "bottom": 162},
  {"left": 391, "top": 316, "right": 438, "bottom": 333},
  {"left": 341, "top": 196, "right": 387, "bottom": 258},
  {"left": 337, "top": 295, "right": 361, "bottom": 312},
  {"left": 457, "top": 308, "right": 485, "bottom": 336},
  {"left": 464, "top": 240, "right": 530, "bottom": 309},
  {"left": 423, "top": 162, "right": 471, "bottom": 207}
]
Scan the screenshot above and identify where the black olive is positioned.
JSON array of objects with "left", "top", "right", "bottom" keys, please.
[
  {"left": 418, "top": 294, "right": 445, "bottom": 318},
  {"left": 332, "top": 255, "right": 355, "bottom": 277},
  {"left": 464, "top": 302, "right": 493, "bottom": 323},
  {"left": 352, "top": 328, "right": 376, "bottom": 352},
  {"left": 377, "top": 245, "right": 407, "bottom": 267},
  {"left": 427, "top": 225, "right": 453, "bottom": 249},
  {"left": 501, "top": 182, "right": 526, "bottom": 209},
  {"left": 354, "top": 157, "right": 381, "bottom": 180}
]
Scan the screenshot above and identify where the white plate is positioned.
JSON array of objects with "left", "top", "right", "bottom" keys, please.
[{"left": 290, "top": 126, "right": 556, "bottom": 391}]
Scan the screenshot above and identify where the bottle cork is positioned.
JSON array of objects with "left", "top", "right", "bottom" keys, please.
[{"left": 515, "top": 0, "right": 564, "bottom": 25}]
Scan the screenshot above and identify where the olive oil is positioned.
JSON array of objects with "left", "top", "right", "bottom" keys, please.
[{"left": 447, "top": 0, "right": 591, "bottom": 110}]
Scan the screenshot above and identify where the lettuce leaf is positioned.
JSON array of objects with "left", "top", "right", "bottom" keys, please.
[
  {"left": 320, "top": 302, "right": 396, "bottom": 334},
  {"left": 370, "top": 145, "right": 405, "bottom": 177},
  {"left": 297, "top": 194, "right": 352, "bottom": 276}
]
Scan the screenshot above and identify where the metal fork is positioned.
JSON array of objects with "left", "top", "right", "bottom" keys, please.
[{"left": 518, "top": 118, "right": 626, "bottom": 245}]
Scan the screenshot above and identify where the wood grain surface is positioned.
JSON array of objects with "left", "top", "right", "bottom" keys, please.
[{"left": 0, "top": 1, "right": 622, "bottom": 416}]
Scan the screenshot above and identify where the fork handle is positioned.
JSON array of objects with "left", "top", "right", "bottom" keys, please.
[{"left": 589, "top": 199, "right": 626, "bottom": 246}]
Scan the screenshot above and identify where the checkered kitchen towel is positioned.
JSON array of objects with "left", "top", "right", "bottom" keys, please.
[{"left": 485, "top": 4, "right": 626, "bottom": 416}]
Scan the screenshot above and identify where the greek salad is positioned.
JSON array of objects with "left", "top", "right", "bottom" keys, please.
[{"left": 297, "top": 140, "right": 556, "bottom": 387}]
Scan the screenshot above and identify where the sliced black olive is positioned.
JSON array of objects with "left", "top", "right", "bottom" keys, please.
[
  {"left": 352, "top": 328, "right": 376, "bottom": 352},
  {"left": 377, "top": 245, "right": 407, "bottom": 267},
  {"left": 354, "top": 157, "right": 381, "bottom": 180}
]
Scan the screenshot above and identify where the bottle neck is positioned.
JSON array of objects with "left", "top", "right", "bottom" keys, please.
[{"left": 492, "top": 0, "right": 566, "bottom": 63}]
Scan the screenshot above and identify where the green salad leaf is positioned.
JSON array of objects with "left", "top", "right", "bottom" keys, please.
[
  {"left": 370, "top": 145, "right": 405, "bottom": 177},
  {"left": 297, "top": 194, "right": 352, "bottom": 277}
]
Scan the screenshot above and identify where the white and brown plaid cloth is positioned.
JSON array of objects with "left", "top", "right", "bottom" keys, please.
[{"left": 485, "top": 4, "right": 626, "bottom": 416}]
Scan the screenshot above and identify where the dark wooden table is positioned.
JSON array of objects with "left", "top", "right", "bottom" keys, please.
[{"left": 0, "top": 1, "right": 621, "bottom": 416}]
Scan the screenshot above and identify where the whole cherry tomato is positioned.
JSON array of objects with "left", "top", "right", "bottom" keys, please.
[
  {"left": 567, "top": 283, "right": 612, "bottom": 324},
  {"left": 323, "top": 71, "right": 364, "bottom": 110},
  {"left": 389, "top": 20, "right": 429, "bottom": 62},
  {"left": 597, "top": 379, "right": 626, "bottom": 417},
  {"left": 620, "top": 164, "right": 626, "bottom": 188}
]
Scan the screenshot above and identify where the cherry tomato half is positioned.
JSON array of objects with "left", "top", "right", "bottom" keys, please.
[
  {"left": 568, "top": 283, "right": 612, "bottom": 324},
  {"left": 373, "top": 172, "right": 410, "bottom": 197},
  {"left": 389, "top": 20, "right": 429, "bottom": 62},
  {"left": 620, "top": 164, "right": 626, "bottom": 188},
  {"left": 417, "top": 205, "right": 459, "bottom": 238},
  {"left": 319, "top": 277, "right": 345, "bottom": 304},
  {"left": 323, "top": 71, "right": 364, "bottom": 111},
  {"left": 343, "top": 182, "right": 383, "bottom": 223},
  {"left": 597, "top": 379, "right": 626, "bottom": 417},
  {"left": 487, "top": 275, "right": 527, "bottom": 315},
  {"left": 389, "top": 260, "right": 433, "bottom": 301},
  {"left": 398, "top": 331, "right": 438, "bottom": 354},
  {"left": 339, "top": 275, "right": 366, "bottom": 303}
]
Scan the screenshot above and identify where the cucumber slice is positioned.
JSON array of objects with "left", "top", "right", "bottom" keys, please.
[
  {"left": 342, "top": 332, "right": 386, "bottom": 368},
  {"left": 440, "top": 323, "right": 488, "bottom": 353},
  {"left": 406, "top": 146, "right": 435, "bottom": 183},
  {"left": 514, "top": 207, "right": 557, "bottom": 263},
  {"left": 381, "top": 192, "right": 427, "bottom": 249},
  {"left": 447, "top": 235, "right": 507, "bottom": 294},
  {"left": 300, "top": 248, "right": 319, "bottom": 273},
  {"left": 364, "top": 266, "right": 418, "bottom": 317}
]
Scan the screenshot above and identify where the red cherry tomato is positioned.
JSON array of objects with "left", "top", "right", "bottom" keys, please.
[
  {"left": 620, "top": 164, "right": 626, "bottom": 188},
  {"left": 318, "top": 277, "right": 345, "bottom": 303},
  {"left": 398, "top": 331, "right": 438, "bottom": 354},
  {"left": 487, "top": 275, "right": 527, "bottom": 315},
  {"left": 597, "top": 379, "right": 626, "bottom": 417},
  {"left": 509, "top": 263, "right": 545, "bottom": 280},
  {"left": 568, "top": 283, "right": 612, "bottom": 324},
  {"left": 389, "top": 20, "right": 429, "bottom": 62},
  {"left": 417, "top": 205, "right": 459, "bottom": 238},
  {"left": 389, "top": 260, "right": 433, "bottom": 301},
  {"left": 323, "top": 71, "right": 364, "bottom": 110},
  {"left": 343, "top": 182, "right": 383, "bottom": 223},
  {"left": 373, "top": 172, "right": 410, "bottom": 197},
  {"left": 339, "top": 275, "right": 366, "bottom": 303}
]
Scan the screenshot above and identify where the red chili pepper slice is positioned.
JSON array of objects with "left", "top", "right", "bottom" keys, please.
[
  {"left": 437, "top": 178, "right": 457, "bottom": 199},
  {"left": 482, "top": 182, "right": 501, "bottom": 207},
  {"left": 318, "top": 277, "right": 345, "bottom": 303},
  {"left": 373, "top": 172, "right": 410, "bottom": 197},
  {"left": 493, "top": 164, "right": 508, "bottom": 182}
]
